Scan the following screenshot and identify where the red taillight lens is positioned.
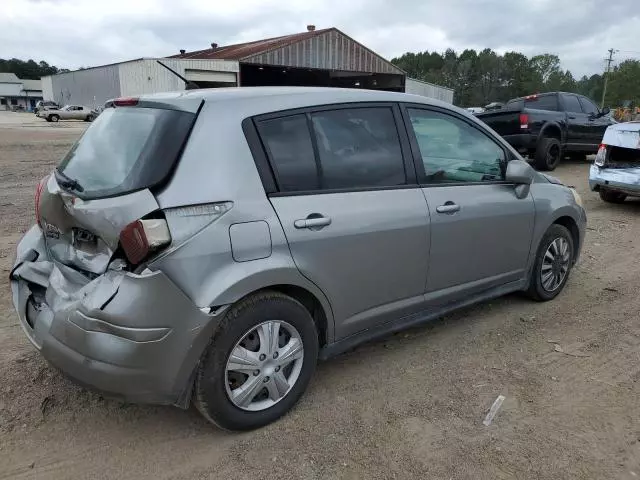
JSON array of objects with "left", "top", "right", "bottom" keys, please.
[
  {"left": 34, "top": 176, "right": 49, "bottom": 228},
  {"left": 113, "top": 97, "right": 139, "bottom": 107},
  {"left": 119, "top": 219, "right": 171, "bottom": 265},
  {"left": 519, "top": 113, "right": 529, "bottom": 129},
  {"left": 595, "top": 144, "right": 607, "bottom": 167}
]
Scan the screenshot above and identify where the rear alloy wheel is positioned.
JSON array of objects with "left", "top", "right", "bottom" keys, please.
[
  {"left": 599, "top": 189, "right": 627, "bottom": 204},
  {"left": 534, "top": 137, "right": 562, "bottom": 171},
  {"left": 526, "top": 224, "right": 574, "bottom": 301},
  {"left": 194, "top": 291, "right": 318, "bottom": 431}
]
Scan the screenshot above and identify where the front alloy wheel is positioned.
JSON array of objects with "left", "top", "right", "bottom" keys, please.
[
  {"left": 540, "top": 237, "right": 571, "bottom": 292},
  {"left": 225, "top": 320, "right": 304, "bottom": 411},
  {"left": 526, "top": 224, "right": 574, "bottom": 301}
]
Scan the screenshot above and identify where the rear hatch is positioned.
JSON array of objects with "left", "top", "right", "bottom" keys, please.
[
  {"left": 37, "top": 97, "right": 200, "bottom": 275},
  {"left": 599, "top": 122, "right": 640, "bottom": 169}
]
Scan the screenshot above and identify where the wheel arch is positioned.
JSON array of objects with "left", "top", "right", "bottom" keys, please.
[
  {"left": 552, "top": 215, "right": 580, "bottom": 256},
  {"left": 204, "top": 270, "right": 335, "bottom": 347},
  {"left": 538, "top": 122, "right": 564, "bottom": 144}
]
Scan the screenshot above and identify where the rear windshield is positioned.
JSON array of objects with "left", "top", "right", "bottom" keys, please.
[
  {"left": 506, "top": 95, "right": 558, "bottom": 111},
  {"left": 56, "top": 106, "right": 195, "bottom": 199}
]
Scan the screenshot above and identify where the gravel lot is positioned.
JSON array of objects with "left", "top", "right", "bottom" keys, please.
[{"left": 1, "top": 111, "right": 639, "bottom": 479}]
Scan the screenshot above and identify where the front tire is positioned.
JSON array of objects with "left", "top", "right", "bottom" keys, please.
[
  {"left": 599, "top": 189, "right": 627, "bottom": 204},
  {"left": 534, "top": 137, "right": 562, "bottom": 171},
  {"left": 194, "top": 291, "right": 318, "bottom": 431},
  {"left": 49, "top": 114, "right": 59, "bottom": 123},
  {"left": 526, "top": 224, "right": 574, "bottom": 301}
]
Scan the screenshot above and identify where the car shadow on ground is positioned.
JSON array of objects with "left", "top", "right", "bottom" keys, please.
[{"left": 4, "top": 289, "right": 534, "bottom": 437}]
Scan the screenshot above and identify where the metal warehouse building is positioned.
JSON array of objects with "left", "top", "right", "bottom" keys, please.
[{"left": 42, "top": 26, "right": 453, "bottom": 107}]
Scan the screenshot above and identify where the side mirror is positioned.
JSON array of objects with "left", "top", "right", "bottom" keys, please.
[
  {"left": 506, "top": 159, "right": 534, "bottom": 199},
  {"left": 602, "top": 106, "right": 610, "bottom": 116},
  {"left": 506, "top": 159, "right": 534, "bottom": 185}
]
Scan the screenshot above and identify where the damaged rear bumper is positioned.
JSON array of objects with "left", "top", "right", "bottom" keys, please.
[
  {"left": 10, "top": 226, "right": 220, "bottom": 406},
  {"left": 589, "top": 165, "right": 640, "bottom": 196}
]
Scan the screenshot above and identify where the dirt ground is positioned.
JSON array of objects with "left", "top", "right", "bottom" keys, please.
[{"left": 1, "top": 111, "right": 639, "bottom": 480}]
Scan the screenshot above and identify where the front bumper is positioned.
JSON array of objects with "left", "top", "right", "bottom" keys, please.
[
  {"left": 10, "top": 226, "right": 220, "bottom": 406},
  {"left": 589, "top": 165, "right": 640, "bottom": 196}
]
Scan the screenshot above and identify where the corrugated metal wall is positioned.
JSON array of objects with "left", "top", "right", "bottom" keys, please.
[
  {"left": 405, "top": 78, "right": 454, "bottom": 104},
  {"left": 243, "top": 30, "right": 403, "bottom": 75},
  {"left": 41, "top": 76, "right": 54, "bottom": 101},
  {"left": 49, "top": 64, "right": 121, "bottom": 108},
  {"left": 119, "top": 59, "right": 239, "bottom": 96}
]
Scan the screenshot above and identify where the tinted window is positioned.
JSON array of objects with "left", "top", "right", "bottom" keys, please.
[
  {"left": 57, "top": 106, "right": 195, "bottom": 199},
  {"left": 258, "top": 115, "right": 319, "bottom": 192},
  {"left": 579, "top": 97, "right": 599, "bottom": 115},
  {"left": 525, "top": 95, "right": 558, "bottom": 111},
  {"left": 563, "top": 94, "right": 583, "bottom": 113},
  {"left": 310, "top": 108, "right": 405, "bottom": 189},
  {"left": 408, "top": 108, "right": 505, "bottom": 184}
]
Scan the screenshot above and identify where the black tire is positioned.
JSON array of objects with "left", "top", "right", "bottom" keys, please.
[
  {"left": 599, "top": 189, "right": 627, "bottom": 204},
  {"left": 49, "top": 115, "right": 59, "bottom": 123},
  {"left": 45, "top": 117, "right": 51, "bottom": 122},
  {"left": 526, "top": 224, "right": 574, "bottom": 301},
  {"left": 85, "top": 115, "right": 94, "bottom": 122},
  {"left": 534, "top": 137, "right": 562, "bottom": 171},
  {"left": 193, "top": 291, "right": 318, "bottom": 431}
]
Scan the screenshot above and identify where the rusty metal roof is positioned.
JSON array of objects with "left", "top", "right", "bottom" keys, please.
[{"left": 169, "top": 27, "right": 335, "bottom": 60}]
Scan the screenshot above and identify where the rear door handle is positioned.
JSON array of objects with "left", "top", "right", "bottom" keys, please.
[
  {"left": 568, "top": 115, "right": 576, "bottom": 119},
  {"left": 294, "top": 215, "right": 332, "bottom": 229},
  {"left": 436, "top": 202, "right": 460, "bottom": 214}
]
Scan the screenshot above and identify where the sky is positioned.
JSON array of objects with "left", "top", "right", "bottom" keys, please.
[{"left": 3, "top": 0, "right": 639, "bottom": 77}]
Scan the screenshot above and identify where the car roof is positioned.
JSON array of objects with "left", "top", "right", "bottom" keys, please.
[{"left": 137, "top": 86, "right": 456, "bottom": 112}]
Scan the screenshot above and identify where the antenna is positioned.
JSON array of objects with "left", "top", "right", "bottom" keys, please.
[{"left": 156, "top": 60, "right": 200, "bottom": 90}]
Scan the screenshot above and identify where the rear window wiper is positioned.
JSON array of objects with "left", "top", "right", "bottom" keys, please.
[{"left": 54, "top": 167, "right": 85, "bottom": 192}]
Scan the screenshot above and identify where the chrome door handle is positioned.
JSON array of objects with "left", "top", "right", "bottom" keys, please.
[
  {"left": 436, "top": 203, "right": 460, "bottom": 214},
  {"left": 294, "top": 216, "right": 332, "bottom": 229}
]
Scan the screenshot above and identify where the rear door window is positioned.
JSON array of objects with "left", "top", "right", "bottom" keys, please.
[
  {"left": 310, "top": 108, "right": 406, "bottom": 190},
  {"left": 56, "top": 106, "right": 196, "bottom": 199},
  {"left": 562, "top": 94, "right": 583, "bottom": 113},
  {"left": 257, "top": 115, "right": 319, "bottom": 192},
  {"left": 257, "top": 106, "right": 406, "bottom": 192}
]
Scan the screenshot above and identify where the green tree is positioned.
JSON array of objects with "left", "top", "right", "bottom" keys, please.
[
  {"left": 0, "top": 58, "right": 63, "bottom": 79},
  {"left": 605, "top": 60, "right": 640, "bottom": 107}
]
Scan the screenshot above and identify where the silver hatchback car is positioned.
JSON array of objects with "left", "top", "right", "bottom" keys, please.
[{"left": 11, "top": 87, "right": 586, "bottom": 430}]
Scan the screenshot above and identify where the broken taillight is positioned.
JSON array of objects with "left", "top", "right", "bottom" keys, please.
[
  {"left": 595, "top": 144, "right": 607, "bottom": 167},
  {"left": 119, "top": 219, "right": 171, "bottom": 265},
  {"left": 34, "top": 175, "right": 49, "bottom": 228}
]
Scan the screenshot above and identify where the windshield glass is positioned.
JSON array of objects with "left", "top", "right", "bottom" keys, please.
[{"left": 57, "top": 106, "right": 195, "bottom": 199}]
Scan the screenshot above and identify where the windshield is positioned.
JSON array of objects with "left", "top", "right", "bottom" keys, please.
[{"left": 56, "top": 106, "right": 195, "bottom": 199}]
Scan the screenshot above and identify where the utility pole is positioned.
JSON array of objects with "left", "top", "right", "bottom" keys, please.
[{"left": 601, "top": 48, "right": 616, "bottom": 108}]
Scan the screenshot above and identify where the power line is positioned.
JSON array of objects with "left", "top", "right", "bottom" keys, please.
[{"left": 601, "top": 48, "right": 617, "bottom": 108}]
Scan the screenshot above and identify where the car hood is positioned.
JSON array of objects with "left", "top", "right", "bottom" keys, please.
[{"left": 541, "top": 173, "right": 564, "bottom": 185}]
